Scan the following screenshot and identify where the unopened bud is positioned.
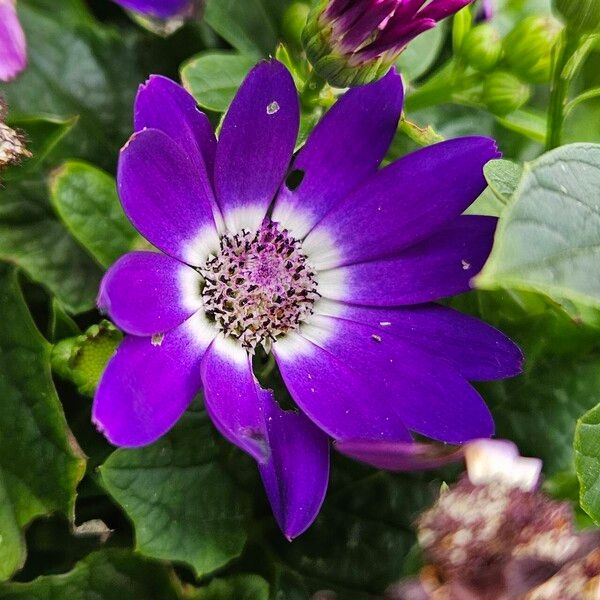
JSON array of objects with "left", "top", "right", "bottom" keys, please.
[
  {"left": 51, "top": 321, "right": 122, "bottom": 396},
  {"left": 504, "top": 15, "right": 562, "bottom": 83},
  {"left": 283, "top": 2, "right": 310, "bottom": 49},
  {"left": 482, "top": 70, "right": 531, "bottom": 116},
  {"left": 461, "top": 23, "right": 502, "bottom": 72}
]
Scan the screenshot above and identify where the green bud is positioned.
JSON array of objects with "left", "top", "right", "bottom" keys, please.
[
  {"left": 554, "top": 0, "right": 600, "bottom": 33},
  {"left": 452, "top": 5, "right": 473, "bottom": 54},
  {"left": 461, "top": 24, "right": 503, "bottom": 72},
  {"left": 51, "top": 321, "right": 122, "bottom": 396},
  {"left": 504, "top": 15, "right": 562, "bottom": 84},
  {"left": 282, "top": 2, "right": 310, "bottom": 49},
  {"left": 482, "top": 71, "right": 531, "bottom": 116}
]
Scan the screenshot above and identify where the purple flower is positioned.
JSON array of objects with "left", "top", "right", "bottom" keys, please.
[
  {"left": 0, "top": 0, "right": 27, "bottom": 82},
  {"left": 111, "top": 0, "right": 200, "bottom": 19},
  {"left": 476, "top": 0, "right": 494, "bottom": 22},
  {"left": 305, "top": 0, "right": 475, "bottom": 86},
  {"left": 93, "top": 61, "right": 522, "bottom": 539}
]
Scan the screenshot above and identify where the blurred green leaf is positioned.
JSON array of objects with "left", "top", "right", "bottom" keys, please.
[
  {"left": 476, "top": 143, "right": 600, "bottom": 322},
  {"left": 5, "top": 1, "right": 143, "bottom": 171},
  {"left": 204, "top": 0, "right": 293, "bottom": 57},
  {"left": 0, "top": 266, "right": 86, "bottom": 581},
  {"left": 0, "top": 550, "right": 182, "bottom": 599},
  {"left": 396, "top": 24, "right": 446, "bottom": 82},
  {"left": 99, "top": 411, "right": 252, "bottom": 578},
  {"left": 181, "top": 52, "right": 258, "bottom": 112},
  {"left": 50, "top": 161, "right": 139, "bottom": 268},
  {"left": 189, "top": 575, "right": 269, "bottom": 600},
  {"left": 0, "top": 170, "right": 102, "bottom": 313},
  {"left": 575, "top": 402, "right": 600, "bottom": 524}
]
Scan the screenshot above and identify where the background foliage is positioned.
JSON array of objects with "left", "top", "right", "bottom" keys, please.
[{"left": 0, "top": 0, "right": 599, "bottom": 598}]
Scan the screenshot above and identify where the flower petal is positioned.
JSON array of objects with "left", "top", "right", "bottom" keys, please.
[
  {"left": 0, "top": 0, "right": 27, "bottom": 82},
  {"left": 272, "top": 333, "right": 413, "bottom": 442},
  {"left": 272, "top": 69, "right": 403, "bottom": 239},
  {"left": 335, "top": 439, "right": 464, "bottom": 472},
  {"left": 258, "top": 389, "right": 330, "bottom": 540},
  {"left": 303, "top": 137, "right": 500, "bottom": 269},
  {"left": 201, "top": 335, "right": 269, "bottom": 463},
  {"left": 118, "top": 127, "right": 219, "bottom": 265},
  {"left": 98, "top": 251, "right": 203, "bottom": 337},
  {"left": 111, "top": 0, "right": 192, "bottom": 18},
  {"left": 317, "top": 216, "right": 497, "bottom": 305},
  {"left": 214, "top": 60, "right": 299, "bottom": 233},
  {"left": 298, "top": 314, "right": 494, "bottom": 443},
  {"left": 314, "top": 300, "right": 523, "bottom": 381},
  {"left": 134, "top": 75, "right": 217, "bottom": 185},
  {"left": 93, "top": 311, "right": 216, "bottom": 447}
]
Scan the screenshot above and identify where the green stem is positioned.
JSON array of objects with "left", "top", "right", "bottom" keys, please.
[
  {"left": 545, "top": 32, "right": 582, "bottom": 151},
  {"left": 300, "top": 69, "right": 326, "bottom": 110},
  {"left": 564, "top": 86, "right": 600, "bottom": 117}
]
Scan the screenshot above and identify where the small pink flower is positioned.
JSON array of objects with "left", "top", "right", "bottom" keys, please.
[{"left": 0, "top": 0, "right": 27, "bottom": 82}]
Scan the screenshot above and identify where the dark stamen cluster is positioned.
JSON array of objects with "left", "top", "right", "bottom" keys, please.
[{"left": 199, "top": 219, "right": 319, "bottom": 352}]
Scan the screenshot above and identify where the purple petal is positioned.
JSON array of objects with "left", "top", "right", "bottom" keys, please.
[
  {"left": 314, "top": 300, "right": 523, "bottom": 381},
  {"left": 297, "top": 314, "right": 494, "bottom": 443},
  {"left": 98, "top": 251, "right": 203, "bottom": 337},
  {"left": 272, "top": 333, "right": 413, "bottom": 442},
  {"left": 317, "top": 216, "right": 497, "bottom": 305},
  {"left": 134, "top": 75, "right": 217, "bottom": 188},
  {"left": 117, "top": 128, "right": 219, "bottom": 265},
  {"left": 111, "top": 0, "right": 193, "bottom": 19},
  {"left": 258, "top": 389, "right": 330, "bottom": 540},
  {"left": 336, "top": 439, "right": 464, "bottom": 471},
  {"left": 201, "top": 336, "right": 269, "bottom": 463},
  {"left": 93, "top": 311, "right": 216, "bottom": 447},
  {"left": 272, "top": 69, "right": 403, "bottom": 239},
  {"left": 0, "top": 0, "right": 27, "bottom": 82},
  {"left": 304, "top": 137, "right": 500, "bottom": 270},
  {"left": 214, "top": 60, "right": 299, "bottom": 232},
  {"left": 418, "top": 0, "right": 474, "bottom": 22}
]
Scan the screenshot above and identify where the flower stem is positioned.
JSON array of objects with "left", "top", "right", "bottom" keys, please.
[{"left": 545, "top": 30, "right": 583, "bottom": 151}]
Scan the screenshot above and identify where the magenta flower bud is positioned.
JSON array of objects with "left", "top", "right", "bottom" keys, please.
[
  {"left": 0, "top": 0, "right": 27, "bottom": 82},
  {"left": 304, "top": 0, "right": 476, "bottom": 87}
]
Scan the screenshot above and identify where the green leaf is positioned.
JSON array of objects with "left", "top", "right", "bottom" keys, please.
[
  {"left": 268, "top": 461, "right": 436, "bottom": 597},
  {"left": 4, "top": 116, "right": 78, "bottom": 180},
  {"left": 476, "top": 144, "right": 600, "bottom": 320},
  {"left": 484, "top": 159, "right": 524, "bottom": 202},
  {"left": 396, "top": 24, "right": 446, "bottom": 82},
  {"left": 454, "top": 290, "right": 600, "bottom": 476},
  {"left": 189, "top": 575, "right": 269, "bottom": 600},
  {"left": 575, "top": 402, "right": 600, "bottom": 524},
  {"left": 5, "top": 1, "right": 143, "bottom": 171},
  {"left": 181, "top": 52, "right": 258, "bottom": 113},
  {"left": 99, "top": 411, "right": 252, "bottom": 578},
  {"left": 50, "top": 161, "right": 140, "bottom": 269},
  {"left": 204, "top": 0, "right": 292, "bottom": 57},
  {"left": 0, "top": 550, "right": 183, "bottom": 599},
  {"left": 0, "top": 266, "right": 86, "bottom": 581},
  {"left": 495, "top": 108, "right": 547, "bottom": 144},
  {"left": 0, "top": 170, "right": 103, "bottom": 313}
]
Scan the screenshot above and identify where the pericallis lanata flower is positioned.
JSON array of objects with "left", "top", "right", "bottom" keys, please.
[
  {"left": 304, "top": 0, "right": 475, "bottom": 87},
  {"left": 93, "top": 60, "right": 523, "bottom": 539},
  {"left": 0, "top": 0, "right": 27, "bottom": 82}
]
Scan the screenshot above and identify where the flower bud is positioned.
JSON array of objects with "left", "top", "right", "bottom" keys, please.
[
  {"left": 0, "top": 98, "right": 31, "bottom": 171},
  {"left": 112, "top": 0, "right": 204, "bottom": 35},
  {"left": 482, "top": 71, "right": 531, "bottom": 116},
  {"left": 461, "top": 23, "right": 502, "bottom": 72},
  {"left": 554, "top": 0, "right": 600, "bottom": 33},
  {"left": 504, "top": 15, "right": 562, "bottom": 84},
  {"left": 303, "top": 0, "right": 476, "bottom": 87},
  {"left": 51, "top": 321, "right": 122, "bottom": 396}
]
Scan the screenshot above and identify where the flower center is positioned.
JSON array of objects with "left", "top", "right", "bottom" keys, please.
[{"left": 199, "top": 219, "right": 319, "bottom": 352}]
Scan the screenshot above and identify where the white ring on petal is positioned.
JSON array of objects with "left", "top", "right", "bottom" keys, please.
[
  {"left": 182, "top": 225, "right": 221, "bottom": 267},
  {"left": 184, "top": 308, "right": 220, "bottom": 347},
  {"left": 301, "top": 227, "right": 344, "bottom": 271},
  {"left": 211, "top": 332, "right": 252, "bottom": 364},
  {"left": 224, "top": 203, "right": 270, "bottom": 234},
  {"left": 271, "top": 199, "right": 315, "bottom": 241},
  {"left": 313, "top": 267, "right": 348, "bottom": 301},
  {"left": 178, "top": 264, "right": 204, "bottom": 313}
]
